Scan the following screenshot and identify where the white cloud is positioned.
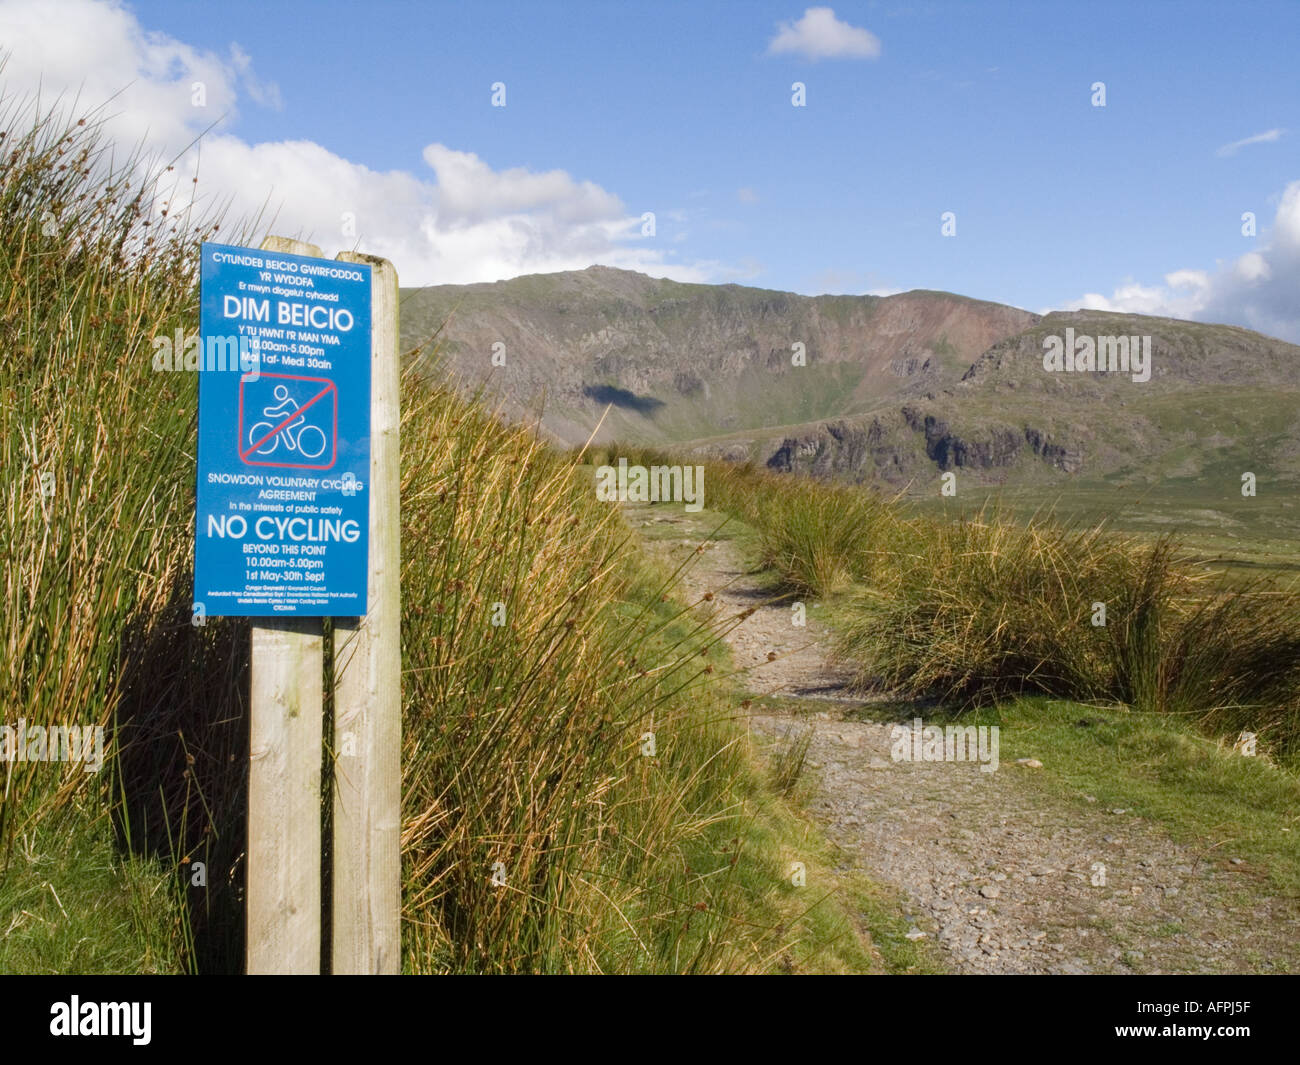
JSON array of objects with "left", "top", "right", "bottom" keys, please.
[
  {"left": 1215, "top": 128, "right": 1284, "bottom": 157},
  {"left": 0, "top": 0, "right": 719, "bottom": 286},
  {"left": 767, "top": 7, "right": 881, "bottom": 61},
  {"left": 1164, "top": 269, "right": 1211, "bottom": 292},
  {"left": 1059, "top": 181, "right": 1300, "bottom": 343},
  {"left": 0, "top": 0, "right": 239, "bottom": 152},
  {"left": 737, "top": 187, "right": 759, "bottom": 204},
  {"left": 1068, "top": 280, "right": 1198, "bottom": 318},
  {"left": 1234, "top": 251, "right": 1271, "bottom": 283}
]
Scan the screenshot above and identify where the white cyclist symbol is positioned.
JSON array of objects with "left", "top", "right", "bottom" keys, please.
[{"left": 249, "top": 384, "right": 327, "bottom": 459}]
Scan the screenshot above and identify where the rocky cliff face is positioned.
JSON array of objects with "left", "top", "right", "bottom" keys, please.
[
  {"left": 764, "top": 410, "right": 1083, "bottom": 483},
  {"left": 766, "top": 419, "right": 898, "bottom": 480}
]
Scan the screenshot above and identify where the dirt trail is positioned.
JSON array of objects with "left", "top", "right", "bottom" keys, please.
[{"left": 629, "top": 503, "right": 1298, "bottom": 975}]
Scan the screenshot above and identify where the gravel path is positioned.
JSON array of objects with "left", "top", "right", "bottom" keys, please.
[{"left": 629, "top": 504, "right": 1300, "bottom": 975}]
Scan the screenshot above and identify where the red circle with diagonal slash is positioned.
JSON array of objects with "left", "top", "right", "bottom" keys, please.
[{"left": 238, "top": 372, "right": 338, "bottom": 470}]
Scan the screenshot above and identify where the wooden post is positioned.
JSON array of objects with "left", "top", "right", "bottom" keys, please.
[
  {"left": 247, "top": 618, "right": 324, "bottom": 973},
  {"left": 330, "top": 251, "right": 402, "bottom": 973},
  {"left": 246, "top": 237, "right": 327, "bottom": 974}
]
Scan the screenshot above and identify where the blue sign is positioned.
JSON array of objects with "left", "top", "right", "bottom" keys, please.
[{"left": 194, "top": 242, "right": 371, "bottom": 617}]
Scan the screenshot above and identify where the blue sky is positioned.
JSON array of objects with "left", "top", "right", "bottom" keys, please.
[{"left": 3, "top": 0, "right": 1299, "bottom": 338}]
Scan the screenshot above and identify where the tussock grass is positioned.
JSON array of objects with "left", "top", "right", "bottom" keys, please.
[
  {"left": 836, "top": 512, "right": 1163, "bottom": 703},
  {"left": 833, "top": 509, "right": 1300, "bottom": 759},
  {"left": 767, "top": 726, "right": 813, "bottom": 799}
]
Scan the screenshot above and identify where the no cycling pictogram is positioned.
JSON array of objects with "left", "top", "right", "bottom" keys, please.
[{"left": 238, "top": 372, "right": 338, "bottom": 470}]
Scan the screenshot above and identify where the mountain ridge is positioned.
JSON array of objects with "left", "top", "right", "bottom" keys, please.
[{"left": 400, "top": 266, "right": 1300, "bottom": 496}]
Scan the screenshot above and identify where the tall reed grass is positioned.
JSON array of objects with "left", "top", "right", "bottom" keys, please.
[
  {"left": 0, "top": 86, "right": 249, "bottom": 969},
  {"left": 832, "top": 508, "right": 1300, "bottom": 758},
  {"left": 396, "top": 384, "right": 805, "bottom": 972}
]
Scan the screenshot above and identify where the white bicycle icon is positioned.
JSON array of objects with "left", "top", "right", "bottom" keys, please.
[{"left": 249, "top": 384, "right": 328, "bottom": 460}]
